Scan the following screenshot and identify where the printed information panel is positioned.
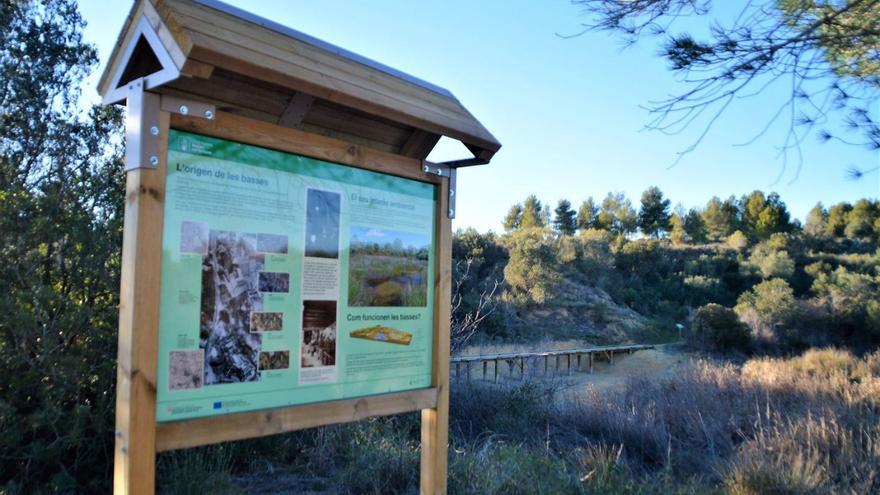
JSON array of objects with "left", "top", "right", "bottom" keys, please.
[{"left": 156, "top": 130, "right": 435, "bottom": 422}]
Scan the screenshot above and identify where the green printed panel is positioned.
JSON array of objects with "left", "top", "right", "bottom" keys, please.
[{"left": 156, "top": 130, "right": 436, "bottom": 422}]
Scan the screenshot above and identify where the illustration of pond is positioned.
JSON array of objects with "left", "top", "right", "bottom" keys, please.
[{"left": 348, "top": 227, "right": 430, "bottom": 307}]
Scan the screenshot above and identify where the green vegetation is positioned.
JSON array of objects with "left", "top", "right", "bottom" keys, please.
[{"left": 456, "top": 188, "right": 880, "bottom": 351}]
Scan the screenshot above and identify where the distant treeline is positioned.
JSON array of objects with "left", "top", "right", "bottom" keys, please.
[
  {"left": 454, "top": 188, "right": 880, "bottom": 352},
  {"left": 502, "top": 188, "right": 880, "bottom": 245}
]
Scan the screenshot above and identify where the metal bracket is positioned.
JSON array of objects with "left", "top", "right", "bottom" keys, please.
[
  {"left": 124, "top": 80, "right": 161, "bottom": 171},
  {"left": 422, "top": 162, "right": 457, "bottom": 219},
  {"left": 124, "top": 86, "right": 216, "bottom": 171}
]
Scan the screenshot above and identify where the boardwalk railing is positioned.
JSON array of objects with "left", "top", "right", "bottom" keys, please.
[{"left": 450, "top": 344, "right": 655, "bottom": 383}]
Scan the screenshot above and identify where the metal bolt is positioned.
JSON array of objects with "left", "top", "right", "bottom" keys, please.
[
  {"left": 120, "top": 446, "right": 127, "bottom": 454},
  {"left": 450, "top": 189, "right": 455, "bottom": 197},
  {"left": 204, "top": 110, "right": 214, "bottom": 119},
  {"left": 422, "top": 164, "right": 430, "bottom": 173},
  {"left": 448, "top": 208, "right": 455, "bottom": 217},
  {"left": 149, "top": 126, "right": 159, "bottom": 136},
  {"left": 115, "top": 431, "right": 122, "bottom": 438},
  {"left": 435, "top": 168, "right": 443, "bottom": 176},
  {"left": 149, "top": 155, "right": 159, "bottom": 166},
  {"left": 179, "top": 105, "right": 189, "bottom": 115}
]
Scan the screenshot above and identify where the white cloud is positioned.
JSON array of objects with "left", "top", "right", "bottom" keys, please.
[{"left": 365, "top": 228, "right": 385, "bottom": 238}]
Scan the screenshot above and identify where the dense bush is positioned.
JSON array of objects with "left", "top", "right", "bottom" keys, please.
[
  {"left": 691, "top": 303, "right": 751, "bottom": 352},
  {"left": 735, "top": 278, "right": 797, "bottom": 347}
]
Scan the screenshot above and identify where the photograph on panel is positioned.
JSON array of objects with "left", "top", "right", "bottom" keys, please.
[
  {"left": 348, "top": 226, "right": 429, "bottom": 307},
  {"left": 300, "top": 300, "right": 337, "bottom": 368},
  {"left": 304, "top": 188, "right": 341, "bottom": 259}
]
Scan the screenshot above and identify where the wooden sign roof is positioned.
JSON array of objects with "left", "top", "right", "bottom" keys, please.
[{"left": 99, "top": 0, "right": 501, "bottom": 163}]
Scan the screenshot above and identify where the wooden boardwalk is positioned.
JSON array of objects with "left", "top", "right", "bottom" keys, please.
[{"left": 450, "top": 344, "right": 655, "bottom": 383}]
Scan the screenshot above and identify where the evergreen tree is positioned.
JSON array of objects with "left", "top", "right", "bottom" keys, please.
[
  {"left": 0, "top": 1, "right": 125, "bottom": 490},
  {"left": 637, "top": 186, "right": 671, "bottom": 238},
  {"left": 826, "top": 202, "right": 852, "bottom": 237},
  {"left": 599, "top": 191, "right": 637, "bottom": 235},
  {"left": 702, "top": 196, "right": 735, "bottom": 240},
  {"left": 804, "top": 203, "right": 828, "bottom": 237},
  {"left": 553, "top": 199, "right": 577, "bottom": 235},
  {"left": 741, "top": 190, "right": 767, "bottom": 238},
  {"left": 520, "top": 194, "right": 544, "bottom": 228},
  {"left": 683, "top": 207, "right": 707, "bottom": 243},
  {"left": 502, "top": 203, "right": 523, "bottom": 231},
  {"left": 669, "top": 212, "right": 687, "bottom": 244},
  {"left": 576, "top": 197, "right": 599, "bottom": 231},
  {"left": 845, "top": 199, "right": 878, "bottom": 241},
  {"left": 754, "top": 193, "right": 791, "bottom": 239}
]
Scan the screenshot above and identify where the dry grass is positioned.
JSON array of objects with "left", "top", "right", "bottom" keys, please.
[{"left": 156, "top": 348, "right": 880, "bottom": 494}]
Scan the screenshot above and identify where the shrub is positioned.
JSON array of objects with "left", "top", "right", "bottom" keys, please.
[
  {"left": 727, "top": 230, "right": 749, "bottom": 251},
  {"left": 502, "top": 228, "right": 561, "bottom": 306},
  {"left": 735, "top": 278, "right": 797, "bottom": 346},
  {"left": 691, "top": 303, "right": 751, "bottom": 352}
]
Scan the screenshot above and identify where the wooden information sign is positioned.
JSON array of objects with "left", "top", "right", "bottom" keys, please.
[{"left": 98, "top": 1, "right": 500, "bottom": 493}]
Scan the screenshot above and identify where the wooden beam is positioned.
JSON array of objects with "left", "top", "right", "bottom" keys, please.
[
  {"left": 170, "top": 110, "right": 440, "bottom": 184},
  {"left": 156, "top": 388, "right": 438, "bottom": 451},
  {"left": 421, "top": 174, "right": 452, "bottom": 495},
  {"left": 278, "top": 92, "right": 315, "bottom": 128},
  {"left": 400, "top": 129, "right": 441, "bottom": 159},
  {"left": 113, "top": 110, "right": 169, "bottom": 495}
]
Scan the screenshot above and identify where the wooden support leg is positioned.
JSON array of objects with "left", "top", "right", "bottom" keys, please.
[
  {"left": 567, "top": 354, "right": 571, "bottom": 375},
  {"left": 544, "top": 356, "right": 548, "bottom": 375},
  {"left": 483, "top": 361, "right": 487, "bottom": 380},
  {"left": 520, "top": 358, "right": 525, "bottom": 380},
  {"left": 114, "top": 107, "right": 168, "bottom": 495},
  {"left": 589, "top": 352, "right": 593, "bottom": 374},
  {"left": 456, "top": 362, "right": 460, "bottom": 381},
  {"left": 610, "top": 351, "right": 614, "bottom": 365},
  {"left": 577, "top": 353, "right": 582, "bottom": 371},
  {"left": 421, "top": 175, "right": 451, "bottom": 495},
  {"left": 494, "top": 360, "right": 498, "bottom": 384},
  {"left": 466, "top": 362, "right": 471, "bottom": 382}
]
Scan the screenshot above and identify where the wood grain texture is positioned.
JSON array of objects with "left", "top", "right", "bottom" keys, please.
[
  {"left": 170, "top": 110, "right": 441, "bottom": 184},
  {"left": 421, "top": 176, "right": 452, "bottom": 494},
  {"left": 156, "top": 388, "right": 439, "bottom": 451},
  {"left": 158, "top": 0, "right": 500, "bottom": 154},
  {"left": 113, "top": 111, "right": 169, "bottom": 495}
]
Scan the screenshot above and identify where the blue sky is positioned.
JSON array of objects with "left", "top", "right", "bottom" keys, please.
[{"left": 78, "top": 0, "right": 879, "bottom": 232}]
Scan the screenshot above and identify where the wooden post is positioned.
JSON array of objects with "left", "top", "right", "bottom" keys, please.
[
  {"left": 494, "top": 360, "right": 498, "bottom": 384},
  {"left": 567, "top": 354, "right": 571, "bottom": 375},
  {"left": 589, "top": 352, "right": 593, "bottom": 374},
  {"left": 520, "top": 358, "right": 525, "bottom": 380},
  {"left": 466, "top": 362, "right": 471, "bottom": 382},
  {"left": 421, "top": 175, "right": 451, "bottom": 495},
  {"left": 544, "top": 356, "right": 548, "bottom": 375},
  {"left": 482, "top": 361, "right": 487, "bottom": 380},
  {"left": 610, "top": 351, "right": 614, "bottom": 365},
  {"left": 577, "top": 353, "right": 581, "bottom": 371},
  {"left": 114, "top": 109, "right": 169, "bottom": 495}
]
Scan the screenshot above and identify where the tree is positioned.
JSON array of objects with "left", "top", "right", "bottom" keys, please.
[
  {"left": 844, "top": 198, "right": 878, "bottom": 241},
  {"left": 576, "top": 197, "right": 599, "bottom": 231},
  {"left": 0, "top": 0, "right": 125, "bottom": 491},
  {"left": 702, "top": 196, "right": 736, "bottom": 241},
  {"left": 572, "top": 0, "right": 880, "bottom": 173},
  {"left": 503, "top": 203, "right": 523, "bottom": 231},
  {"left": 669, "top": 211, "right": 687, "bottom": 245},
  {"left": 520, "top": 194, "right": 545, "bottom": 229},
  {"left": 553, "top": 199, "right": 577, "bottom": 235},
  {"left": 599, "top": 191, "right": 637, "bottom": 235},
  {"left": 826, "top": 202, "right": 853, "bottom": 237},
  {"left": 637, "top": 186, "right": 671, "bottom": 238},
  {"left": 805, "top": 203, "right": 828, "bottom": 237},
  {"left": 683, "top": 207, "right": 707, "bottom": 243},
  {"left": 502, "top": 228, "right": 561, "bottom": 306}
]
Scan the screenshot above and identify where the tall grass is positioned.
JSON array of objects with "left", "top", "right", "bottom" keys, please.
[{"left": 156, "top": 348, "right": 880, "bottom": 494}]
